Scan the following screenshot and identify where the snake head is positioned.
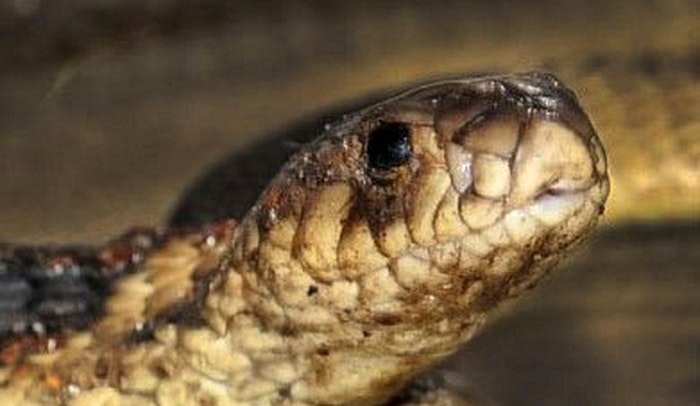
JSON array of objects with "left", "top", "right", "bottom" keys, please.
[
  {"left": 221, "top": 72, "right": 609, "bottom": 404},
  {"left": 0, "top": 74, "right": 609, "bottom": 406}
]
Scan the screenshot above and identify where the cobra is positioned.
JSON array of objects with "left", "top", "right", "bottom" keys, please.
[{"left": 0, "top": 72, "right": 609, "bottom": 405}]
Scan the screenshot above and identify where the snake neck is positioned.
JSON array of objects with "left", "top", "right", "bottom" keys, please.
[
  {"left": 0, "top": 216, "right": 462, "bottom": 405},
  {"left": 195, "top": 209, "right": 567, "bottom": 405}
]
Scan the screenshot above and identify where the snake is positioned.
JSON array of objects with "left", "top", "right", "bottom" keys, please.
[{"left": 0, "top": 72, "right": 609, "bottom": 405}]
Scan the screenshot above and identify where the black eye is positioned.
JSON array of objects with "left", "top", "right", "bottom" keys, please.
[{"left": 366, "top": 122, "right": 412, "bottom": 169}]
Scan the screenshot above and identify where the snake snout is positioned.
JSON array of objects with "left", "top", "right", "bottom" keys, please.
[
  {"left": 440, "top": 103, "right": 607, "bottom": 236},
  {"left": 508, "top": 119, "right": 595, "bottom": 206},
  {"left": 444, "top": 113, "right": 597, "bottom": 199}
]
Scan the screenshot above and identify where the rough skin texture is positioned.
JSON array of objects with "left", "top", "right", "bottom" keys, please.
[{"left": 0, "top": 73, "right": 608, "bottom": 405}]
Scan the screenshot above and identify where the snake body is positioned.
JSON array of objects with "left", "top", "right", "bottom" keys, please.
[{"left": 0, "top": 72, "right": 609, "bottom": 405}]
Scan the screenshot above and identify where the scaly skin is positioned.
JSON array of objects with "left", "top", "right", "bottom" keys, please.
[{"left": 0, "top": 73, "right": 608, "bottom": 405}]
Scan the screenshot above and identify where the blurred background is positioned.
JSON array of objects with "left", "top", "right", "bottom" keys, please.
[{"left": 0, "top": 0, "right": 697, "bottom": 404}]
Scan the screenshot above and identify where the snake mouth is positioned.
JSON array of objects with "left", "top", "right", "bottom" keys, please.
[
  {"left": 441, "top": 108, "right": 607, "bottom": 233},
  {"left": 421, "top": 73, "right": 606, "bottom": 212}
]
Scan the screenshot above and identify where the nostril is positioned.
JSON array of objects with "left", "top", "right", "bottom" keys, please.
[
  {"left": 538, "top": 184, "right": 580, "bottom": 200},
  {"left": 547, "top": 175, "right": 592, "bottom": 194},
  {"left": 533, "top": 186, "right": 560, "bottom": 202},
  {"left": 532, "top": 176, "right": 590, "bottom": 203},
  {"left": 535, "top": 188, "right": 557, "bottom": 201}
]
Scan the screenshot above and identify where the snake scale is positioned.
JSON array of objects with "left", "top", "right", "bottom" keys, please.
[{"left": 0, "top": 73, "right": 609, "bottom": 405}]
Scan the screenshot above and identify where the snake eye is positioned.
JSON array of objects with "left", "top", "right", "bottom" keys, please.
[{"left": 366, "top": 122, "right": 412, "bottom": 169}]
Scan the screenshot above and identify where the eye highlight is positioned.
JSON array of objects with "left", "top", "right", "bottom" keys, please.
[{"left": 366, "top": 122, "right": 412, "bottom": 169}]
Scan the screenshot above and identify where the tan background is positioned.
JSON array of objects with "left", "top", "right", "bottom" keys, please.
[{"left": 0, "top": 1, "right": 697, "bottom": 404}]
